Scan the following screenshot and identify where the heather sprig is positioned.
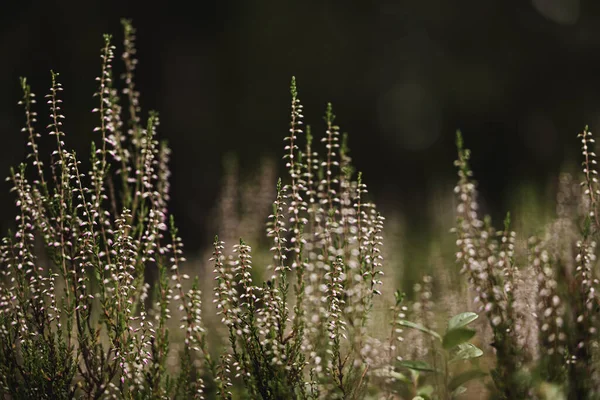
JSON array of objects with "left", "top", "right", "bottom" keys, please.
[{"left": 579, "top": 126, "right": 600, "bottom": 228}]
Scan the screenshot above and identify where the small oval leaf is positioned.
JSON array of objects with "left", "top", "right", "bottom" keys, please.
[
  {"left": 398, "top": 360, "right": 438, "bottom": 373},
  {"left": 448, "top": 312, "right": 478, "bottom": 331},
  {"left": 398, "top": 320, "right": 442, "bottom": 341},
  {"left": 389, "top": 370, "right": 411, "bottom": 384},
  {"left": 417, "top": 384, "right": 434, "bottom": 396},
  {"left": 451, "top": 386, "right": 467, "bottom": 398},
  {"left": 443, "top": 327, "right": 476, "bottom": 350},
  {"left": 451, "top": 343, "right": 484, "bottom": 362}
]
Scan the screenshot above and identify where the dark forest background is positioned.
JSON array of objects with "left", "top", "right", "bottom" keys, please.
[{"left": 1, "top": 0, "right": 599, "bottom": 250}]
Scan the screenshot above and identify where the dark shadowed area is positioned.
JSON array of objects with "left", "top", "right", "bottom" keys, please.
[{"left": 1, "top": 0, "right": 599, "bottom": 249}]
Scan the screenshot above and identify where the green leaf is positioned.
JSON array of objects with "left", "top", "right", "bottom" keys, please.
[
  {"left": 449, "top": 369, "right": 487, "bottom": 391},
  {"left": 398, "top": 320, "right": 442, "bottom": 341},
  {"left": 451, "top": 386, "right": 467, "bottom": 398},
  {"left": 389, "top": 370, "right": 411, "bottom": 384},
  {"left": 443, "top": 327, "right": 476, "bottom": 350},
  {"left": 412, "top": 397, "right": 425, "bottom": 400},
  {"left": 398, "top": 360, "right": 438, "bottom": 373},
  {"left": 451, "top": 343, "right": 483, "bottom": 362},
  {"left": 447, "top": 312, "right": 478, "bottom": 331},
  {"left": 417, "top": 385, "right": 434, "bottom": 397}
]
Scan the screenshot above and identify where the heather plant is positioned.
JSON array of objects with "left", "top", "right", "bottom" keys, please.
[
  {"left": 0, "top": 20, "right": 393, "bottom": 399},
  {"left": 453, "top": 133, "right": 531, "bottom": 398},
  {"left": 452, "top": 129, "right": 600, "bottom": 399},
  {"left": 208, "top": 79, "right": 390, "bottom": 399},
  {"left": 0, "top": 20, "right": 197, "bottom": 399}
]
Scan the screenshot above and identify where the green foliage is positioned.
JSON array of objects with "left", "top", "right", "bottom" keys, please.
[{"left": 395, "top": 311, "right": 485, "bottom": 400}]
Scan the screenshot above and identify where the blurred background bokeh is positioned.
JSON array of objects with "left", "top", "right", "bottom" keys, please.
[{"left": 2, "top": 0, "right": 600, "bottom": 253}]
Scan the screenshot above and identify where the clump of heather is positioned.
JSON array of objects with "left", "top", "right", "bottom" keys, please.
[
  {"left": 5, "top": 18, "right": 600, "bottom": 400},
  {"left": 207, "top": 78, "right": 388, "bottom": 399},
  {"left": 565, "top": 127, "right": 600, "bottom": 398},
  {"left": 0, "top": 20, "right": 207, "bottom": 399},
  {"left": 0, "top": 18, "right": 392, "bottom": 396},
  {"left": 450, "top": 127, "right": 600, "bottom": 399},
  {"left": 452, "top": 132, "right": 530, "bottom": 398}
]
